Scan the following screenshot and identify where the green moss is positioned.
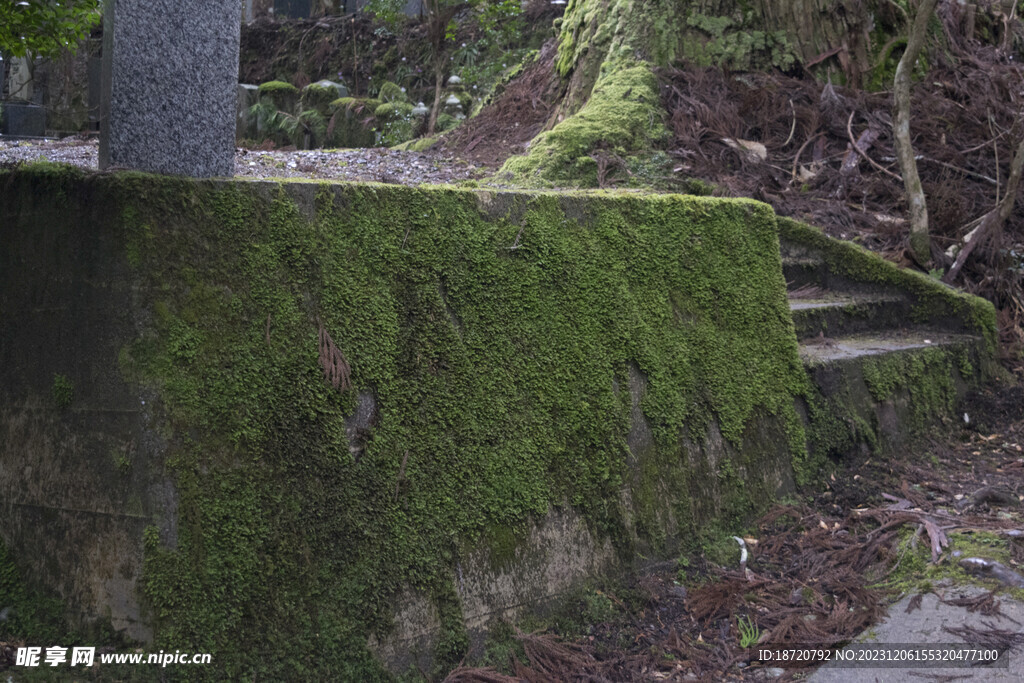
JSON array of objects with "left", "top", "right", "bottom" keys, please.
[
  {"left": 505, "top": 0, "right": 685, "bottom": 184},
  {"left": 454, "top": 91, "right": 473, "bottom": 112},
  {"left": 555, "top": 0, "right": 678, "bottom": 77},
  {"left": 499, "top": 60, "right": 668, "bottom": 187},
  {"left": 301, "top": 83, "right": 341, "bottom": 113},
  {"left": 377, "top": 81, "right": 408, "bottom": 104},
  {"left": 693, "top": 524, "right": 749, "bottom": 568},
  {"left": 777, "top": 217, "right": 999, "bottom": 354},
  {"left": 258, "top": 81, "right": 300, "bottom": 122},
  {"left": 374, "top": 102, "right": 414, "bottom": 120},
  {"left": 0, "top": 538, "right": 68, "bottom": 644},
  {"left": 51, "top": 373, "right": 74, "bottom": 409},
  {"left": 476, "top": 620, "right": 526, "bottom": 672},
  {"left": 331, "top": 96, "right": 358, "bottom": 110},
  {"left": 681, "top": 12, "right": 797, "bottom": 71},
  {"left": 879, "top": 529, "right": 1017, "bottom": 595},
  {"left": 392, "top": 136, "right": 440, "bottom": 153},
  {"left": 863, "top": 347, "right": 959, "bottom": 429},
  {"left": 957, "top": 349, "right": 975, "bottom": 379},
  {"left": 3, "top": 169, "right": 811, "bottom": 678},
  {"left": 258, "top": 80, "right": 298, "bottom": 95}
]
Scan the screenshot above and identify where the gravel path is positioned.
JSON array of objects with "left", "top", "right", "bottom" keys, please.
[{"left": 0, "top": 136, "right": 490, "bottom": 186}]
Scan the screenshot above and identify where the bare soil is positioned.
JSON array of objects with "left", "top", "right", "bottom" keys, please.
[{"left": 436, "top": 39, "right": 564, "bottom": 167}]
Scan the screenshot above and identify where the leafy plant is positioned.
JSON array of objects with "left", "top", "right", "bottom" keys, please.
[
  {"left": 366, "top": 0, "right": 522, "bottom": 133},
  {"left": 0, "top": 0, "right": 100, "bottom": 59},
  {"left": 452, "top": 41, "right": 480, "bottom": 68},
  {"left": 283, "top": 109, "right": 329, "bottom": 148},
  {"left": 51, "top": 373, "right": 73, "bottom": 409},
  {"left": 737, "top": 615, "right": 761, "bottom": 648},
  {"left": 248, "top": 102, "right": 328, "bottom": 149}
]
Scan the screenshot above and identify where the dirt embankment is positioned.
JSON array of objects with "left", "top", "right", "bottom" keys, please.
[{"left": 436, "top": 40, "right": 564, "bottom": 167}]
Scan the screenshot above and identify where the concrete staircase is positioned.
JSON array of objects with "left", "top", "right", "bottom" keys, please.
[{"left": 777, "top": 217, "right": 999, "bottom": 458}]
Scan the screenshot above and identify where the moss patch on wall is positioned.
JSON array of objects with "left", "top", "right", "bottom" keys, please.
[
  {"left": 2, "top": 167, "right": 809, "bottom": 678},
  {"left": 777, "top": 217, "right": 998, "bottom": 353},
  {"left": 0, "top": 539, "right": 69, "bottom": 645},
  {"left": 123, "top": 179, "right": 805, "bottom": 677},
  {"left": 51, "top": 373, "right": 74, "bottom": 409}
]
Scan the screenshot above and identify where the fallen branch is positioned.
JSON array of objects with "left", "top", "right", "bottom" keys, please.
[
  {"left": 918, "top": 156, "right": 998, "bottom": 185},
  {"left": 847, "top": 112, "right": 900, "bottom": 181},
  {"left": 955, "top": 485, "right": 1020, "bottom": 510},
  {"left": 959, "top": 558, "right": 1024, "bottom": 588},
  {"left": 783, "top": 98, "right": 796, "bottom": 147},
  {"left": 317, "top": 321, "right": 351, "bottom": 391},
  {"left": 944, "top": 133, "right": 1024, "bottom": 283},
  {"left": 791, "top": 133, "right": 824, "bottom": 183}
]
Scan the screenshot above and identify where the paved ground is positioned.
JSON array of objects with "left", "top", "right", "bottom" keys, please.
[{"left": 809, "top": 585, "right": 1024, "bottom": 682}]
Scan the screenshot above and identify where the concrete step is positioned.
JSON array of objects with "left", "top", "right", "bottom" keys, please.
[
  {"left": 782, "top": 255, "right": 827, "bottom": 289},
  {"left": 789, "top": 293, "right": 913, "bottom": 341},
  {"left": 799, "top": 330, "right": 988, "bottom": 457},
  {"left": 783, "top": 255, "right": 906, "bottom": 298},
  {"left": 798, "top": 330, "right": 982, "bottom": 365}
]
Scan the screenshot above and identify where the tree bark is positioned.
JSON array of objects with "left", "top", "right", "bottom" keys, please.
[
  {"left": 427, "top": 58, "right": 443, "bottom": 135},
  {"left": 893, "top": 0, "right": 938, "bottom": 268},
  {"left": 422, "top": 0, "right": 461, "bottom": 136},
  {"left": 517, "top": 0, "right": 924, "bottom": 184}
]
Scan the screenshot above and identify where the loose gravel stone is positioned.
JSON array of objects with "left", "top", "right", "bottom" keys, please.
[{"left": 0, "top": 137, "right": 491, "bottom": 187}]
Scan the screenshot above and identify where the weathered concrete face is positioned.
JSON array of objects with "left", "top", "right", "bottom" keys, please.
[
  {"left": 0, "top": 168, "right": 997, "bottom": 677},
  {"left": 99, "top": 0, "right": 240, "bottom": 177},
  {"left": 0, "top": 174, "right": 177, "bottom": 641}
]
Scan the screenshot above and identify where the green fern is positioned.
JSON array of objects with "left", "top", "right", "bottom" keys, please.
[{"left": 249, "top": 103, "right": 327, "bottom": 149}]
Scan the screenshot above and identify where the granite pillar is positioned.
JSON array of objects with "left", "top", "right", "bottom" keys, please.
[{"left": 99, "top": 0, "right": 240, "bottom": 177}]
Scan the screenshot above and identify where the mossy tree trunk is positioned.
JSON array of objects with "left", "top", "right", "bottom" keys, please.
[{"left": 507, "top": 0, "right": 904, "bottom": 185}]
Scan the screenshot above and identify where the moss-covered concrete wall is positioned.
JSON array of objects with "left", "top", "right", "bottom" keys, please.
[{"left": 1, "top": 165, "right": 812, "bottom": 677}]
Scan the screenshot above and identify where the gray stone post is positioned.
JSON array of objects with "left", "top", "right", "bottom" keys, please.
[{"left": 99, "top": 0, "right": 240, "bottom": 177}]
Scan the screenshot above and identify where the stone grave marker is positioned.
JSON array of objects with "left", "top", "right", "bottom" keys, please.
[
  {"left": 8, "top": 57, "right": 33, "bottom": 102},
  {"left": 0, "top": 103, "right": 46, "bottom": 137},
  {"left": 99, "top": 0, "right": 241, "bottom": 177},
  {"left": 275, "top": 0, "right": 312, "bottom": 19},
  {"left": 310, "top": 79, "right": 348, "bottom": 98},
  {"left": 237, "top": 84, "right": 259, "bottom": 140}
]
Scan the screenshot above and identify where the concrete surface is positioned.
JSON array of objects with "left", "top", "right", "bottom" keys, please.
[{"left": 808, "top": 585, "right": 1024, "bottom": 682}]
